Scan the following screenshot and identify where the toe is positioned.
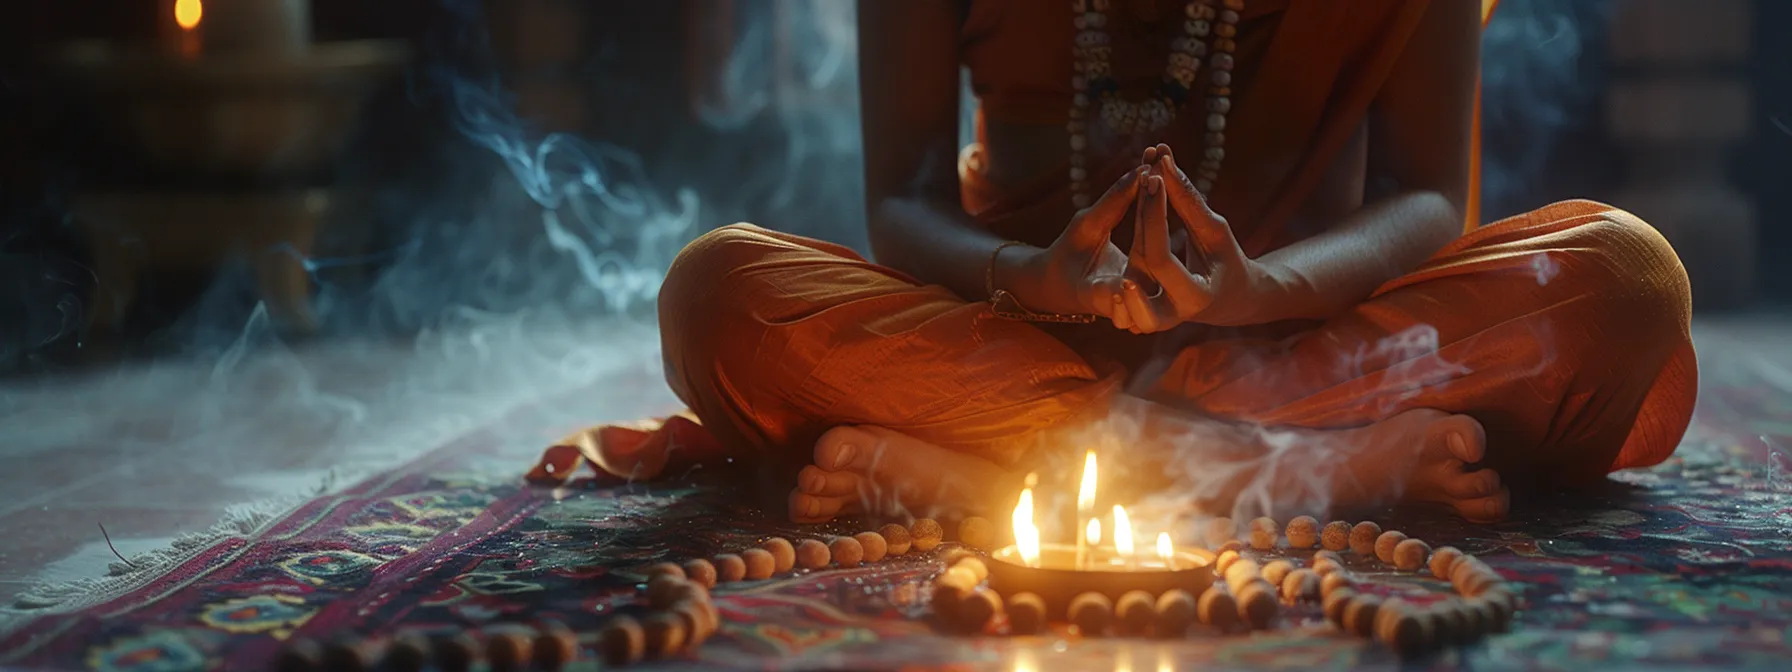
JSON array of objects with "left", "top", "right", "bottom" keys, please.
[
  {"left": 1431, "top": 414, "right": 1487, "bottom": 464},
  {"left": 797, "top": 465, "right": 860, "bottom": 497},
  {"left": 1444, "top": 466, "right": 1503, "bottom": 499},
  {"left": 787, "top": 490, "right": 851, "bottom": 524},
  {"left": 815, "top": 426, "right": 879, "bottom": 472},
  {"left": 1454, "top": 488, "right": 1511, "bottom": 523}
]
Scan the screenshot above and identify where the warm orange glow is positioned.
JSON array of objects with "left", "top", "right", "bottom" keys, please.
[
  {"left": 175, "top": 0, "right": 203, "bottom": 30},
  {"left": 1077, "top": 450, "right": 1098, "bottom": 513},
  {"left": 1086, "top": 518, "right": 1101, "bottom": 546},
  {"left": 1113, "top": 505, "right": 1134, "bottom": 557},
  {"left": 1011, "top": 488, "right": 1040, "bottom": 568},
  {"left": 1157, "top": 532, "right": 1173, "bottom": 562}
]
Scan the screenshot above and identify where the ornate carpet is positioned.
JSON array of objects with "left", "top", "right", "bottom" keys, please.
[{"left": 3, "top": 356, "right": 1790, "bottom": 670}]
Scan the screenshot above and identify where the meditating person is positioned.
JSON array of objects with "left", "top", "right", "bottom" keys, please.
[{"left": 532, "top": 0, "right": 1695, "bottom": 526}]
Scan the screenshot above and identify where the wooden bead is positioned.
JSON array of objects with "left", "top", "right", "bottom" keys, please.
[
  {"left": 1321, "top": 521, "right": 1353, "bottom": 551},
  {"left": 1434, "top": 604, "right": 1473, "bottom": 646},
  {"left": 941, "top": 547, "right": 978, "bottom": 569},
  {"left": 1459, "top": 569, "right": 1507, "bottom": 597},
  {"left": 1116, "top": 590, "right": 1157, "bottom": 636},
  {"left": 381, "top": 635, "right": 429, "bottom": 672},
  {"left": 646, "top": 561, "right": 686, "bottom": 582},
  {"left": 1281, "top": 568, "right": 1320, "bottom": 604},
  {"left": 937, "top": 565, "right": 979, "bottom": 591},
  {"left": 955, "top": 557, "right": 990, "bottom": 583},
  {"left": 483, "top": 629, "right": 533, "bottom": 672},
  {"left": 673, "top": 599, "right": 717, "bottom": 643},
  {"left": 795, "top": 539, "right": 831, "bottom": 569},
  {"left": 1007, "top": 592, "right": 1047, "bottom": 635},
  {"left": 429, "top": 632, "right": 481, "bottom": 672},
  {"left": 1461, "top": 598, "right": 1497, "bottom": 636},
  {"left": 1343, "top": 595, "right": 1383, "bottom": 638},
  {"left": 1285, "top": 516, "right": 1320, "bottom": 549},
  {"left": 878, "top": 524, "right": 913, "bottom": 555},
  {"left": 1374, "top": 530, "right": 1409, "bottom": 564},
  {"left": 1224, "top": 558, "right": 1261, "bottom": 594},
  {"left": 958, "top": 517, "right": 996, "bottom": 549},
  {"left": 642, "top": 614, "right": 687, "bottom": 657},
  {"left": 1216, "top": 539, "right": 1246, "bottom": 553},
  {"left": 1450, "top": 556, "right": 1490, "bottom": 585},
  {"left": 532, "top": 621, "right": 579, "bottom": 670},
  {"left": 1383, "top": 612, "right": 1433, "bottom": 656},
  {"left": 1197, "top": 586, "right": 1238, "bottom": 630},
  {"left": 1204, "top": 517, "right": 1235, "bottom": 547},
  {"left": 1069, "top": 592, "right": 1114, "bottom": 635},
  {"left": 911, "top": 519, "right": 945, "bottom": 552},
  {"left": 274, "top": 638, "right": 324, "bottom": 672},
  {"left": 1320, "top": 571, "right": 1354, "bottom": 598},
  {"left": 599, "top": 617, "right": 647, "bottom": 666},
  {"left": 740, "top": 548, "right": 776, "bottom": 580},
  {"left": 682, "top": 558, "right": 718, "bottom": 587},
  {"left": 829, "top": 537, "right": 866, "bottom": 568},
  {"left": 760, "top": 538, "right": 797, "bottom": 573},
  {"left": 713, "top": 553, "right": 747, "bottom": 582},
  {"left": 855, "top": 531, "right": 889, "bottom": 563},
  {"left": 1214, "top": 549, "right": 1241, "bottom": 574},
  {"left": 1248, "top": 517, "right": 1279, "bottom": 549},
  {"left": 931, "top": 582, "right": 971, "bottom": 626},
  {"left": 1261, "top": 559, "right": 1295, "bottom": 586},
  {"left": 1323, "top": 587, "right": 1357, "bottom": 624},
  {"left": 646, "top": 574, "right": 689, "bottom": 608},
  {"left": 1313, "top": 557, "right": 1345, "bottom": 577},
  {"left": 1313, "top": 549, "right": 1344, "bottom": 566},
  {"left": 1349, "top": 522, "right": 1381, "bottom": 555},
  {"left": 1429, "top": 546, "right": 1464, "bottom": 579},
  {"left": 1475, "top": 593, "right": 1515, "bottom": 631},
  {"left": 957, "top": 588, "right": 1004, "bottom": 634},
  {"left": 1393, "top": 538, "right": 1431, "bottom": 572},
  {"left": 1155, "top": 589, "right": 1197, "bottom": 638},
  {"left": 1236, "top": 581, "right": 1278, "bottom": 629}
]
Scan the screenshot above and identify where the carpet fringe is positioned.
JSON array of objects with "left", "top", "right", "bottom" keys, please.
[{"left": 0, "top": 472, "right": 343, "bottom": 637}]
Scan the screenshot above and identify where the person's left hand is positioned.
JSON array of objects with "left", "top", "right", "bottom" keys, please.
[{"left": 1118, "top": 144, "right": 1290, "bottom": 332}]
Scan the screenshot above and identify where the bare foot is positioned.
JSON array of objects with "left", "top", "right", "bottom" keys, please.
[
  {"left": 787, "top": 426, "right": 1022, "bottom": 524},
  {"left": 1328, "top": 409, "right": 1510, "bottom": 522}
]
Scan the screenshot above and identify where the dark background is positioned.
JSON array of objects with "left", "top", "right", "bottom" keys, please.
[{"left": 0, "top": 0, "right": 1785, "bottom": 376}]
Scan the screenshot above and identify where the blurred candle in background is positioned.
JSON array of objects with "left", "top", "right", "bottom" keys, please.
[{"left": 161, "top": 0, "right": 313, "bottom": 56}]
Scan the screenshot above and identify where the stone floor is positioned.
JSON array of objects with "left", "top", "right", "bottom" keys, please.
[{"left": 0, "top": 310, "right": 1786, "bottom": 610}]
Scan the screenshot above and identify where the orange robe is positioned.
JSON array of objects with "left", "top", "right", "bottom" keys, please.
[{"left": 567, "top": 0, "right": 1695, "bottom": 489}]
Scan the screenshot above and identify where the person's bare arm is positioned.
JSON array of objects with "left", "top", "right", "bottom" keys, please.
[
  {"left": 858, "top": 0, "right": 1136, "bottom": 320},
  {"left": 858, "top": 0, "right": 1005, "bottom": 299},
  {"left": 1252, "top": 0, "right": 1480, "bottom": 321}
]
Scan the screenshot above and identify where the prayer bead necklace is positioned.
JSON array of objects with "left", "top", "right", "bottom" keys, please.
[{"left": 1069, "top": 0, "right": 1242, "bottom": 208}]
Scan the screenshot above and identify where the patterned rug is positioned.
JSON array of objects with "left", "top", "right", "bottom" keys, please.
[{"left": 3, "top": 374, "right": 1790, "bottom": 670}]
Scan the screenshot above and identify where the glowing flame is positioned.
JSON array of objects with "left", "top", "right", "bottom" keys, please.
[
  {"left": 1077, "top": 450, "right": 1098, "bottom": 513},
  {"left": 1086, "top": 518, "right": 1101, "bottom": 545},
  {"left": 174, "top": 0, "right": 203, "bottom": 30},
  {"left": 1113, "top": 505, "right": 1134, "bottom": 558},
  {"left": 1157, "top": 532, "right": 1173, "bottom": 562},
  {"left": 1011, "top": 488, "right": 1040, "bottom": 568}
]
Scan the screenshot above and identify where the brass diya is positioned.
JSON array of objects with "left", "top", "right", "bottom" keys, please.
[{"left": 986, "top": 542, "right": 1215, "bottom": 618}]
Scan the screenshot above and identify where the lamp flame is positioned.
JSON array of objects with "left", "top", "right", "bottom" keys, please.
[
  {"left": 1077, "top": 450, "right": 1098, "bottom": 513},
  {"left": 174, "top": 0, "right": 203, "bottom": 30},
  {"left": 1011, "top": 488, "right": 1040, "bottom": 568},
  {"left": 1157, "top": 532, "right": 1173, "bottom": 568},
  {"left": 1086, "top": 517, "right": 1101, "bottom": 545},
  {"left": 1113, "top": 505, "right": 1134, "bottom": 558}
]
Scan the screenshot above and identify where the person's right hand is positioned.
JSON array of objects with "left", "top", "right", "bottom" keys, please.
[{"left": 999, "top": 166, "right": 1148, "bottom": 328}]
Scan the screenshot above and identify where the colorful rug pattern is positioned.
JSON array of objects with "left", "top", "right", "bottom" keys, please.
[{"left": 4, "top": 374, "right": 1791, "bottom": 670}]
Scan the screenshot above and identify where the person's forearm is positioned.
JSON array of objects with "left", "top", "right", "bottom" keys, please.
[
  {"left": 868, "top": 196, "right": 1038, "bottom": 303},
  {"left": 1256, "top": 190, "right": 1462, "bottom": 322}
]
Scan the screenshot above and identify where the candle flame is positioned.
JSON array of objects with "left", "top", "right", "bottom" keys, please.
[
  {"left": 1011, "top": 488, "right": 1040, "bottom": 568},
  {"left": 1077, "top": 450, "right": 1097, "bottom": 512},
  {"left": 1157, "top": 532, "right": 1173, "bottom": 561},
  {"left": 1086, "top": 517, "right": 1101, "bottom": 545},
  {"left": 174, "top": 0, "right": 203, "bottom": 30},
  {"left": 1113, "top": 505, "right": 1134, "bottom": 557}
]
